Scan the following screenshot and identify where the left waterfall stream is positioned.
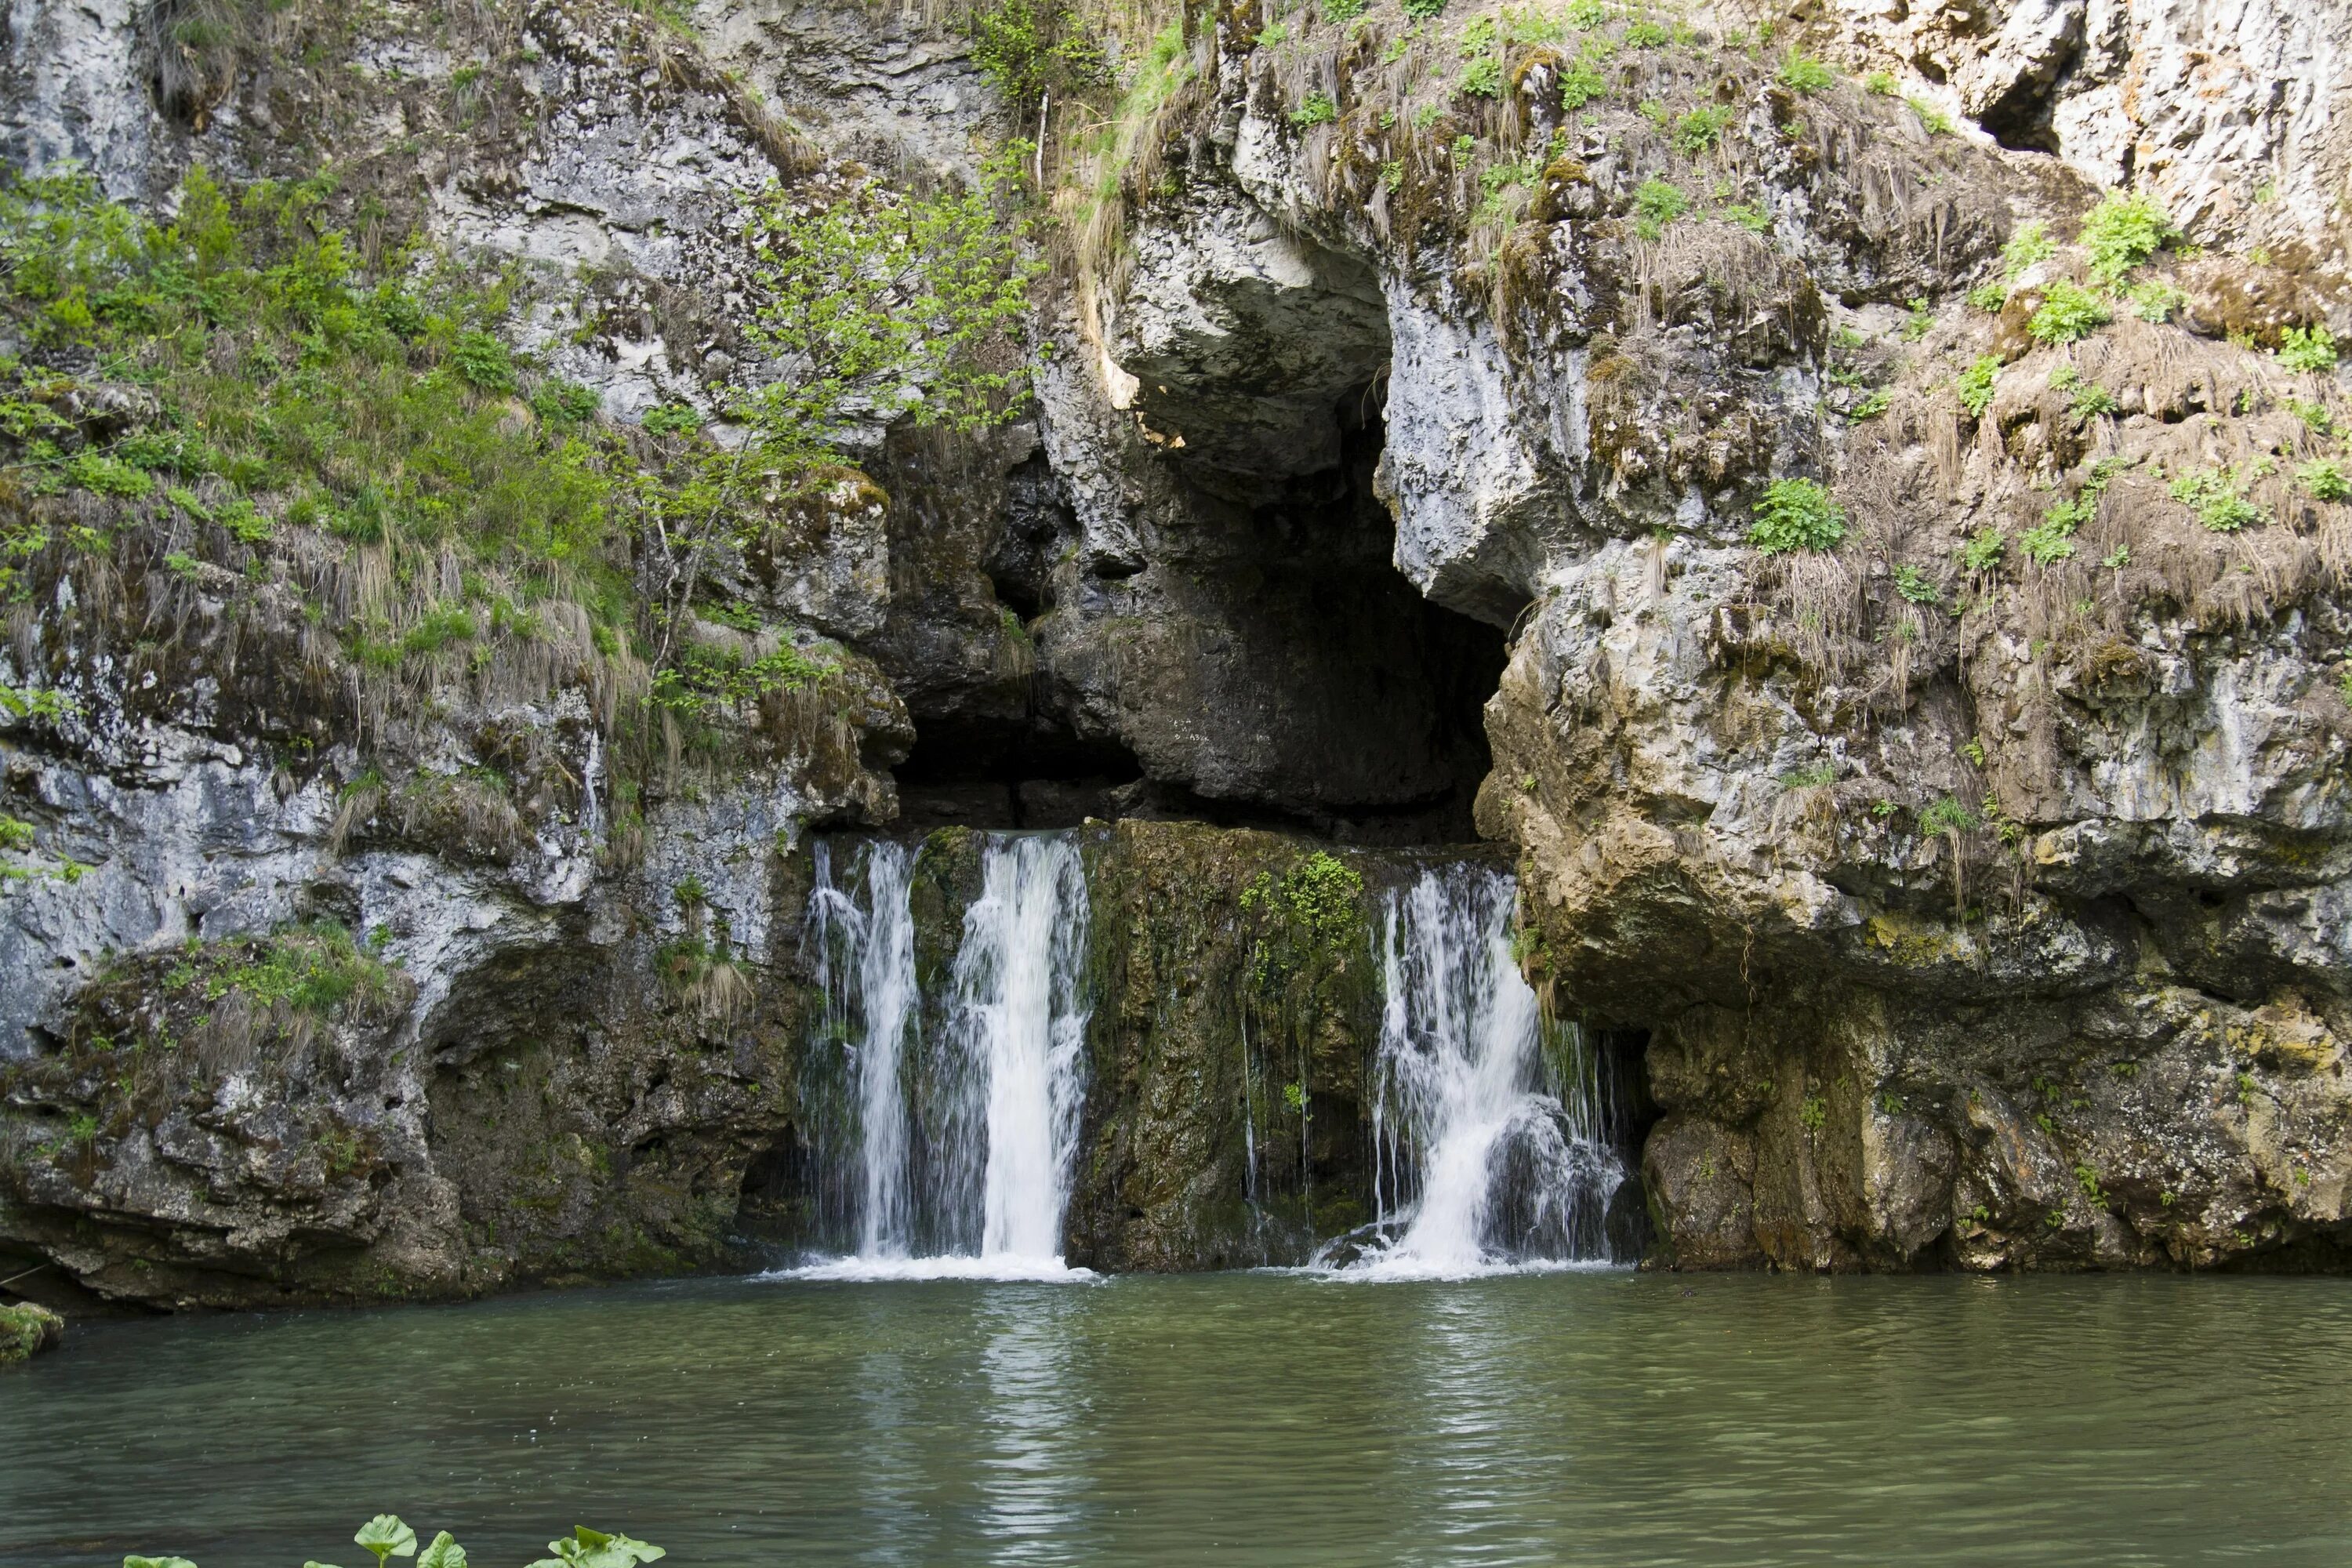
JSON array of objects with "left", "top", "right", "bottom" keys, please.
[{"left": 777, "top": 832, "right": 1095, "bottom": 1281}]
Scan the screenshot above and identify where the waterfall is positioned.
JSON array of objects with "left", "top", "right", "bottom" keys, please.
[
  {"left": 785, "top": 832, "right": 1092, "bottom": 1281},
  {"left": 1343, "top": 863, "right": 1624, "bottom": 1278}
]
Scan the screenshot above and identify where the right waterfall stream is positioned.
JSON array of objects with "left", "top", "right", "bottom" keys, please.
[{"left": 1336, "top": 862, "right": 1627, "bottom": 1278}]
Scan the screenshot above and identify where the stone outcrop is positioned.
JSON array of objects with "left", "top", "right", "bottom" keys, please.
[{"left": 0, "top": 0, "right": 2347, "bottom": 1309}]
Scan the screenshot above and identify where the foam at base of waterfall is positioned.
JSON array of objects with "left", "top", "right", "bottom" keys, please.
[
  {"left": 760, "top": 1254, "right": 1098, "bottom": 1283},
  {"left": 1296, "top": 1252, "right": 1625, "bottom": 1284}
]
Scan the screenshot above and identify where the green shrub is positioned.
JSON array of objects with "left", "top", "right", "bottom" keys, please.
[
  {"left": 448, "top": 329, "right": 515, "bottom": 392},
  {"left": 1905, "top": 96, "right": 1953, "bottom": 134},
  {"left": 2002, "top": 220, "right": 2055, "bottom": 277},
  {"left": 2167, "top": 466, "right": 2264, "bottom": 532},
  {"left": 1671, "top": 105, "right": 1733, "bottom": 153},
  {"left": 2079, "top": 192, "right": 2172, "bottom": 289},
  {"left": 1403, "top": 0, "right": 1447, "bottom": 17},
  {"left": 1966, "top": 280, "right": 2006, "bottom": 312},
  {"left": 1632, "top": 177, "right": 1688, "bottom": 238},
  {"left": 1749, "top": 477, "right": 1846, "bottom": 554},
  {"left": 2020, "top": 496, "right": 2089, "bottom": 564},
  {"left": 2124, "top": 278, "right": 2183, "bottom": 321},
  {"left": 1321, "top": 0, "right": 1367, "bottom": 21},
  {"left": 1956, "top": 354, "right": 2000, "bottom": 416},
  {"left": 1624, "top": 20, "right": 1669, "bottom": 45},
  {"left": 2298, "top": 458, "right": 2350, "bottom": 502},
  {"left": 1778, "top": 53, "right": 1834, "bottom": 93},
  {"left": 1863, "top": 70, "right": 1896, "bottom": 96},
  {"left": 1558, "top": 56, "right": 1607, "bottom": 108},
  {"left": 968, "top": 0, "right": 1111, "bottom": 103},
  {"left": 1959, "top": 527, "right": 2006, "bottom": 571},
  {"left": 1893, "top": 564, "right": 1941, "bottom": 604},
  {"left": 1722, "top": 201, "right": 1770, "bottom": 233},
  {"left": 2027, "top": 280, "right": 2111, "bottom": 344},
  {"left": 1458, "top": 58, "right": 1503, "bottom": 97},
  {"left": 1291, "top": 89, "right": 1339, "bottom": 124},
  {"left": 1918, "top": 796, "right": 1978, "bottom": 835},
  {"left": 2278, "top": 325, "right": 2338, "bottom": 372}
]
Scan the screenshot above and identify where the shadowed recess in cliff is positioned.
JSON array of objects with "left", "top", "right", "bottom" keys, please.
[{"left": 769, "top": 833, "right": 1093, "bottom": 1280}]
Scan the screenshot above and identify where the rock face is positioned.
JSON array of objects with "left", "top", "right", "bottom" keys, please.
[{"left": 0, "top": 0, "right": 2347, "bottom": 1309}]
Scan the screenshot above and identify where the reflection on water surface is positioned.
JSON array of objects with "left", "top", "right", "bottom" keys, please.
[{"left": 4, "top": 1271, "right": 2348, "bottom": 1566}]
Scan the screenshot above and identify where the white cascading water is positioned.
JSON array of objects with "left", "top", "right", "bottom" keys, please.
[
  {"left": 1345, "top": 863, "right": 1624, "bottom": 1278},
  {"left": 787, "top": 833, "right": 1091, "bottom": 1281}
]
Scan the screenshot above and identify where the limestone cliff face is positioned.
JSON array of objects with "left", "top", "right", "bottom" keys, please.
[
  {"left": 1083, "top": 1, "right": 2352, "bottom": 1269},
  {"left": 0, "top": 0, "right": 2347, "bottom": 1309}
]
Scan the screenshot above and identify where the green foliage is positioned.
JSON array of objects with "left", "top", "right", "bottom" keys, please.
[
  {"left": 650, "top": 641, "right": 830, "bottom": 720},
  {"left": 1282, "top": 1080, "right": 1308, "bottom": 1114},
  {"left": 1918, "top": 796, "right": 1977, "bottom": 835},
  {"left": 2027, "top": 280, "right": 2111, "bottom": 344},
  {"left": 133, "top": 1517, "right": 659, "bottom": 1568},
  {"left": 2079, "top": 193, "right": 2172, "bottom": 289},
  {"left": 1671, "top": 105, "right": 1732, "bottom": 154},
  {"left": 1402, "top": 0, "right": 1447, "bottom": 18},
  {"left": 1798, "top": 1094, "right": 1828, "bottom": 1131},
  {"left": 354, "top": 1517, "right": 418, "bottom": 1564},
  {"left": 2124, "top": 278, "right": 2183, "bottom": 322},
  {"left": 184, "top": 923, "right": 394, "bottom": 1015},
  {"left": 742, "top": 158, "right": 1041, "bottom": 472},
  {"left": 2287, "top": 397, "right": 2332, "bottom": 434},
  {"left": 2297, "top": 458, "right": 2350, "bottom": 502},
  {"left": 1722, "top": 201, "right": 1771, "bottom": 234},
  {"left": 1900, "top": 295, "right": 1934, "bottom": 340},
  {"left": 1632, "top": 177, "right": 1688, "bottom": 238},
  {"left": 1748, "top": 477, "right": 1846, "bottom": 554},
  {"left": 2002, "top": 220, "right": 2055, "bottom": 278},
  {"left": 1777, "top": 53, "right": 1834, "bottom": 93},
  {"left": 2277, "top": 325, "right": 2338, "bottom": 372},
  {"left": 1893, "top": 564, "right": 1941, "bottom": 605},
  {"left": 1905, "top": 96, "right": 1953, "bottom": 134},
  {"left": 1778, "top": 762, "right": 1838, "bottom": 790},
  {"left": 1624, "top": 20, "right": 1669, "bottom": 45},
  {"left": 2167, "top": 466, "right": 2264, "bottom": 532},
  {"left": 1863, "top": 70, "right": 1896, "bottom": 96},
  {"left": 1458, "top": 57, "right": 1503, "bottom": 97},
  {"left": 639, "top": 402, "right": 701, "bottom": 437},
  {"left": 447, "top": 330, "right": 514, "bottom": 393},
  {"left": 1959, "top": 527, "right": 2006, "bottom": 572},
  {"left": 967, "top": 0, "right": 1110, "bottom": 104},
  {"left": 1848, "top": 387, "right": 1890, "bottom": 420},
  {"left": 1321, "top": 0, "right": 1367, "bottom": 21},
  {"left": 2020, "top": 496, "right": 2089, "bottom": 564},
  {"left": 1956, "top": 354, "right": 2000, "bottom": 416},
  {"left": 2067, "top": 379, "right": 2119, "bottom": 419},
  {"left": 1290, "top": 89, "right": 1339, "bottom": 125},
  {"left": 1557, "top": 55, "right": 1607, "bottom": 109}
]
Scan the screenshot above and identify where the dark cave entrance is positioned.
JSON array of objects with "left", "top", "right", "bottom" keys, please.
[{"left": 891, "top": 384, "right": 1508, "bottom": 844}]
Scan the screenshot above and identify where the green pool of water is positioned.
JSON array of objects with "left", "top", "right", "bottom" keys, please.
[{"left": 5, "top": 1270, "right": 2348, "bottom": 1566}]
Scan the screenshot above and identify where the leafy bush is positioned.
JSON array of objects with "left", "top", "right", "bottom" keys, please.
[
  {"left": 1321, "top": 0, "right": 1367, "bottom": 21},
  {"left": 1722, "top": 201, "right": 1770, "bottom": 233},
  {"left": 2167, "top": 466, "right": 2264, "bottom": 532},
  {"left": 1748, "top": 477, "right": 1846, "bottom": 554},
  {"left": 1402, "top": 0, "right": 1447, "bottom": 18},
  {"left": 2278, "top": 325, "right": 2338, "bottom": 372},
  {"left": 1669, "top": 105, "right": 1732, "bottom": 153},
  {"left": 448, "top": 329, "right": 516, "bottom": 393},
  {"left": 1893, "top": 564, "right": 1941, "bottom": 604},
  {"left": 1458, "top": 57, "right": 1503, "bottom": 97},
  {"left": 2027, "top": 280, "right": 2111, "bottom": 344},
  {"left": 1632, "top": 177, "right": 1688, "bottom": 238},
  {"left": 967, "top": 0, "right": 1111, "bottom": 104},
  {"left": 1778, "top": 54, "right": 1834, "bottom": 93},
  {"left": 1959, "top": 527, "right": 2006, "bottom": 572},
  {"left": 1863, "top": 70, "right": 1896, "bottom": 96},
  {"left": 2002, "top": 220, "right": 2056, "bottom": 277},
  {"left": 2125, "top": 278, "right": 2183, "bottom": 321},
  {"left": 1956, "top": 354, "right": 2000, "bottom": 416},
  {"left": 2079, "top": 192, "right": 2172, "bottom": 289},
  {"left": 1966, "top": 280, "right": 2006, "bottom": 312},
  {"left": 1290, "top": 89, "right": 1338, "bottom": 124},
  {"left": 2298, "top": 458, "right": 2350, "bottom": 502},
  {"left": 1918, "top": 796, "right": 1978, "bottom": 835},
  {"left": 2020, "top": 496, "right": 2089, "bottom": 564},
  {"left": 1905, "top": 96, "right": 1953, "bottom": 134},
  {"left": 1558, "top": 56, "right": 1607, "bottom": 108},
  {"left": 2067, "top": 379, "right": 2120, "bottom": 419}
]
